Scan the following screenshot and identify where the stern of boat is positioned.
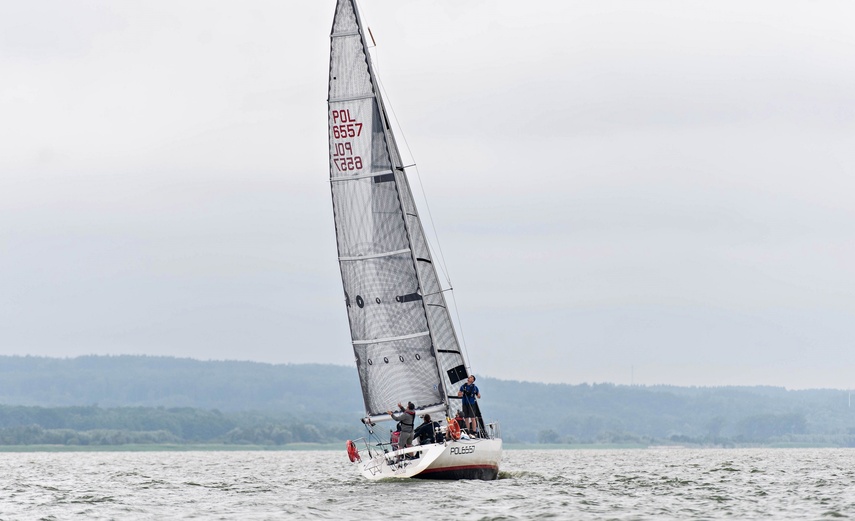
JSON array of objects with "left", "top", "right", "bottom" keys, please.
[{"left": 348, "top": 421, "right": 503, "bottom": 480}]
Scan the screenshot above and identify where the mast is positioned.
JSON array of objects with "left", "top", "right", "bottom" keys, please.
[{"left": 348, "top": 1, "right": 452, "bottom": 409}]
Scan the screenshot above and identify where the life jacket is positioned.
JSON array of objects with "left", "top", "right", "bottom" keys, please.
[{"left": 461, "top": 383, "right": 478, "bottom": 402}]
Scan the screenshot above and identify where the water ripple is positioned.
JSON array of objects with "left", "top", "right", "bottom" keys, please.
[{"left": 1, "top": 448, "right": 854, "bottom": 519}]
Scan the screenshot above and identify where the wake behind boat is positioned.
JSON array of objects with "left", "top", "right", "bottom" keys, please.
[{"left": 327, "top": 0, "right": 502, "bottom": 480}]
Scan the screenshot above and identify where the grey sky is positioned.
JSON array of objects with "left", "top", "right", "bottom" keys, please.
[{"left": 2, "top": 1, "right": 853, "bottom": 389}]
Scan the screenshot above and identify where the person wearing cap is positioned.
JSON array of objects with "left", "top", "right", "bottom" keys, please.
[
  {"left": 413, "top": 414, "right": 443, "bottom": 445},
  {"left": 387, "top": 401, "right": 416, "bottom": 449}
]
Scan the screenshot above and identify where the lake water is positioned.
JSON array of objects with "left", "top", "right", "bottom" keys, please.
[{"left": 1, "top": 448, "right": 853, "bottom": 519}]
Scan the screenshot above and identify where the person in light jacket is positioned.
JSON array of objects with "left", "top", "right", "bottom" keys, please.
[{"left": 387, "top": 401, "right": 416, "bottom": 448}]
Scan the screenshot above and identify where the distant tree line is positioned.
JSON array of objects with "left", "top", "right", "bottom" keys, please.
[
  {"left": 0, "top": 405, "right": 362, "bottom": 446},
  {"left": 487, "top": 382, "right": 855, "bottom": 446},
  {"left": 2, "top": 355, "right": 855, "bottom": 446}
]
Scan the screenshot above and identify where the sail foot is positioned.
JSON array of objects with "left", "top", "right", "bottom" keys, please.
[{"left": 354, "top": 334, "right": 444, "bottom": 417}]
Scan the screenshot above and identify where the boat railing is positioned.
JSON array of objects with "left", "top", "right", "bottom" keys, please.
[
  {"left": 438, "top": 420, "right": 501, "bottom": 440},
  {"left": 351, "top": 436, "right": 392, "bottom": 460},
  {"left": 484, "top": 421, "right": 501, "bottom": 440},
  {"left": 354, "top": 420, "right": 502, "bottom": 462}
]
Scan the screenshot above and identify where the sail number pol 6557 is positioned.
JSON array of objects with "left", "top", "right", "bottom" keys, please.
[
  {"left": 450, "top": 446, "right": 475, "bottom": 456},
  {"left": 332, "top": 142, "right": 363, "bottom": 171},
  {"left": 331, "top": 108, "right": 363, "bottom": 138},
  {"left": 332, "top": 123, "right": 362, "bottom": 139},
  {"left": 331, "top": 108, "right": 364, "bottom": 172}
]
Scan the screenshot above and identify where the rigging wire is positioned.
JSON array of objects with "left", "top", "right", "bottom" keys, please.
[{"left": 370, "top": 51, "right": 473, "bottom": 370}]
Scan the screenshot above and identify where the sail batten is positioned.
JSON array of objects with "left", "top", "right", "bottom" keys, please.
[
  {"left": 339, "top": 248, "right": 410, "bottom": 262},
  {"left": 330, "top": 169, "right": 393, "bottom": 183},
  {"left": 352, "top": 330, "right": 430, "bottom": 345}
]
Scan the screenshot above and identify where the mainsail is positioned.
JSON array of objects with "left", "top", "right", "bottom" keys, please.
[{"left": 327, "top": 0, "right": 469, "bottom": 422}]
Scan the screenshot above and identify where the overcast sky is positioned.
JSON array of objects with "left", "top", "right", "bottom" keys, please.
[{"left": 2, "top": 1, "right": 854, "bottom": 389}]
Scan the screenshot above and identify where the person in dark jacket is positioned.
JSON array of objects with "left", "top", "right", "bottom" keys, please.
[
  {"left": 458, "top": 375, "right": 481, "bottom": 435},
  {"left": 413, "top": 414, "right": 443, "bottom": 445}
]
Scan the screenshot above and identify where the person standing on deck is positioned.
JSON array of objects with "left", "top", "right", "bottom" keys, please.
[
  {"left": 458, "top": 375, "right": 481, "bottom": 435},
  {"left": 387, "top": 402, "right": 416, "bottom": 448}
]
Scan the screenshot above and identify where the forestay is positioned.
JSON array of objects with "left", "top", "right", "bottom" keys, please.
[{"left": 327, "top": 0, "right": 469, "bottom": 421}]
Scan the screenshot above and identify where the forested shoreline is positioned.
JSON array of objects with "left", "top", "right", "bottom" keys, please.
[
  {"left": 2, "top": 355, "right": 854, "bottom": 447},
  {"left": 0, "top": 405, "right": 353, "bottom": 446}
]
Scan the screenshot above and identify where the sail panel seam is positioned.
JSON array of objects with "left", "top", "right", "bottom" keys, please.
[
  {"left": 329, "top": 93, "right": 375, "bottom": 103},
  {"left": 352, "top": 330, "right": 430, "bottom": 345}
]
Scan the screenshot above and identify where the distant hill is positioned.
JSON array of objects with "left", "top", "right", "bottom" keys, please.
[
  {"left": 487, "top": 380, "right": 855, "bottom": 445},
  {"left": 2, "top": 355, "right": 854, "bottom": 446},
  {"left": 0, "top": 355, "right": 364, "bottom": 416}
]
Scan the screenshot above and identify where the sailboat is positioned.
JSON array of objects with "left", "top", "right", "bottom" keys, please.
[{"left": 327, "top": 0, "right": 502, "bottom": 480}]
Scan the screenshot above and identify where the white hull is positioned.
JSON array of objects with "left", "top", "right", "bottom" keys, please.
[{"left": 355, "top": 437, "right": 502, "bottom": 480}]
